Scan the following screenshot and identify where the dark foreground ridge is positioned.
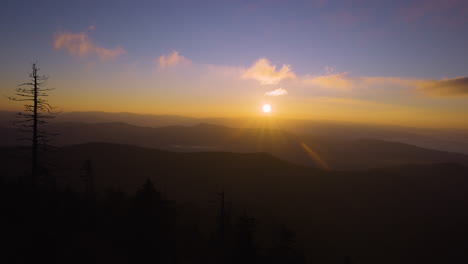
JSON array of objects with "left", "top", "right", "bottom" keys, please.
[{"left": 2, "top": 143, "right": 468, "bottom": 263}]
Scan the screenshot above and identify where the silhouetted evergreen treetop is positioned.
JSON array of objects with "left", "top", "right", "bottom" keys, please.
[
  {"left": 234, "top": 213, "right": 258, "bottom": 264},
  {"left": 268, "top": 224, "right": 306, "bottom": 264}
]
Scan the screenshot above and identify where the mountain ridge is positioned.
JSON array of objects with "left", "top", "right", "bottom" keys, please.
[{"left": 2, "top": 120, "right": 468, "bottom": 170}]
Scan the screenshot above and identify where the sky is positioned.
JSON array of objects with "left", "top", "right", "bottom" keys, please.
[{"left": 1, "top": 0, "right": 467, "bottom": 128}]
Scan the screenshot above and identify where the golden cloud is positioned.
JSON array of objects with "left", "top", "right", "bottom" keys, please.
[
  {"left": 301, "top": 72, "right": 468, "bottom": 98},
  {"left": 301, "top": 73, "right": 422, "bottom": 93},
  {"left": 360, "top": 76, "right": 416, "bottom": 87},
  {"left": 158, "top": 50, "right": 191, "bottom": 69},
  {"left": 53, "top": 31, "right": 126, "bottom": 60},
  {"left": 265, "top": 88, "right": 288, "bottom": 96},
  {"left": 302, "top": 72, "right": 354, "bottom": 91},
  {"left": 415, "top": 77, "right": 468, "bottom": 96},
  {"left": 242, "top": 58, "right": 296, "bottom": 85}
]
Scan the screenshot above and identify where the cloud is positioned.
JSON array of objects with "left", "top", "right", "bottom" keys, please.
[
  {"left": 265, "top": 88, "right": 288, "bottom": 96},
  {"left": 301, "top": 72, "right": 468, "bottom": 98},
  {"left": 53, "top": 31, "right": 126, "bottom": 60},
  {"left": 238, "top": 58, "right": 468, "bottom": 99},
  {"left": 360, "top": 76, "right": 415, "bottom": 87},
  {"left": 158, "top": 50, "right": 191, "bottom": 69},
  {"left": 415, "top": 77, "right": 468, "bottom": 96},
  {"left": 242, "top": 58, "right": 296, "bottom": 85},
  {"left": 301, "top": 72, "right": 421, "bottom": 93},
  {"left": 302, "top": 72, "right": 355, "bottom": 91}
]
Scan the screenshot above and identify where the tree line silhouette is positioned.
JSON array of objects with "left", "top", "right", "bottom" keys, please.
[{"left": 0, "top": 176, "right": 308, "bottom": 264}]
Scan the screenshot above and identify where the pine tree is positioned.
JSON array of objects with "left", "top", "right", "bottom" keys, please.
[
  {"left": 269, "top": 224, "right": 306, "bottom": 264},
  {"left": 80, "top": 159, "right": 95, "bottom": 197},
  {"left": 234, "top": 212, "right": 257, "bottom": 264}
]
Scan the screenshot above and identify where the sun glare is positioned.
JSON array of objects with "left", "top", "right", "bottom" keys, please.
[{"left": 262, "top": 104, "right": 271, "bottom": 113}]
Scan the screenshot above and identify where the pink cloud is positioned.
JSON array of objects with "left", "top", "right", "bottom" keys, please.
[
  {"left": 158, "top": 50, "right": 191, "bottom": 69},
  {"left": 53, "top": 31, "right": 126, "bottom": 60}
]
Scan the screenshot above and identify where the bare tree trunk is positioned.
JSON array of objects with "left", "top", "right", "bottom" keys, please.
[
  {"left": 9, "top": 62, "right": 58, "bottom": 189},
  {"left": 32, "top": 64, "right": 38, "bottom": 188}
]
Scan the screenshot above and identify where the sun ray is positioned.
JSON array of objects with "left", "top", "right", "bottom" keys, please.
[{"left": 300, "top": 142, "right": 330, "bottom": 170}]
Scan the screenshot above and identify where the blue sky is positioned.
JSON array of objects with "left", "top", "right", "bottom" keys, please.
[
  {"left": 1, "top": 0, "right": 468, "bottom": 128},
  {"left": 2, "top": 0, "right": 467, "bottom": 76}
]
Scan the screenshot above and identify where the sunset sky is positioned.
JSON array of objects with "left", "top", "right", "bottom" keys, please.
[{"left": 1, "top": 0, "right": 467, "bottom": 128}]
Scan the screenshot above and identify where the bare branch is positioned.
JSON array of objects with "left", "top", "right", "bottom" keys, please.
[{"left": 7, "top": 62, "right": 60, "bottom": 188}]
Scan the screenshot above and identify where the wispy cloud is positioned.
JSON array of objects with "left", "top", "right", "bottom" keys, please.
[
  {"left": 242, "top": 58, "right": 296, "bottom": 85},
  {"left": 53, "top": 30, "right": 126, "bottom": 60},
  {"left": 359, "top": 76, "right": 416, "bottom": 88},
  {"left": 416, "top": 77, "right": 468, "bottom": 96},
  {"left": 158, "top": 50, "right": 191, "bottom": 69},
  {"left": 302, "top": 72, "right": 355, "bottom": 91},
  {"left": 265, "top": 88, "right": 288, "bottom": 96},
  {"left": 238, "top": 59, "right": 417, "bottom": 97},
  {"left": 300, "top": 71, "right": 468, "bottom": 98}
]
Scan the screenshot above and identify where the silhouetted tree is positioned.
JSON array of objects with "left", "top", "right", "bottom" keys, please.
[
  {"left": 268, "top": 224, "right": 306, "bottom": 264},
  {"left": 213, "top": 191, "right": 233, "bottom": 263},
  {"left": 129, "top": 178, "right": 177, "bottom": 263},
  {"left": 80, "top": 159, "right": 95, "bottom": 197},
  {"left": 216, "top": 191, "right": 232, "bottom": 245},
  {"left": 234, "top": 212, "right": 257, "bottom": 264},
  {"left": 9, "top": 62, "right": 58, "bottom": 188}
]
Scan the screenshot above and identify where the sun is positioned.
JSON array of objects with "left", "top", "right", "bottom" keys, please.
[{"left": 262, "top": 103, "right": 272, "bottom": 113}]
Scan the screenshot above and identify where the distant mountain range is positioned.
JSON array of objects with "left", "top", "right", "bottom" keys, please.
[
  {"left": 2, "top": 117, "right": 468, "bottom": 169},
  {"left": 2, "top": 110, "right": 468, "bottom": 154}
]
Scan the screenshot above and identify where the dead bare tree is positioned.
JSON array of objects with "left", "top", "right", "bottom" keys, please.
[{"left": 9, "top": 62, "right": 59, "bottom": 188}]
